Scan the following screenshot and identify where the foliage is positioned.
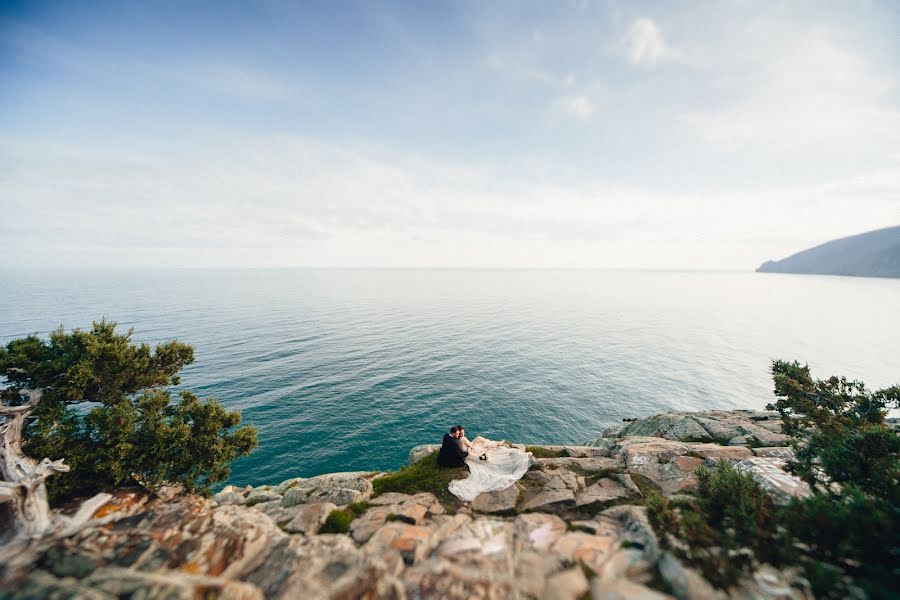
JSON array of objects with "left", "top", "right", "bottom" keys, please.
[
  {"left": 767, "top": 360, "right": 899, "bottom": 599},
  {"left": 768, "top": 360, "right": 900, "bottom": 499},
  {"left": 645, "top": 360, "right": 899, "bottom": 597},
  {"left": 319, "top": 502, "right": 371, "bottom": 534},
  {"left": 0, "top": 321, "right": 257, "bottom": 503},
  {"left": 372, "top": 451, "right": 467, "bottom": 512},
  {"left": 646, "top": 461, "right": 784, "bottom": 588}
]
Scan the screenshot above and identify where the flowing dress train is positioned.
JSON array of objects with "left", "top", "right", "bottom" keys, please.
[{"left": 447, "top": 436, "right": 533, "bottom": 501}]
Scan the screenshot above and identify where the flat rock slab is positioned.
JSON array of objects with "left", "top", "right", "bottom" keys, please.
[
  {"left": 280, "top": 502, "right": 336, "bottom": 535},
  {"left": 514, "top": 513, "right": 568, "bottom": 551},
  {"left": 733, "top": 457, "right": 811, "bottom": 505},
  {"left": 751, "top": 446, "right": 796, "bottom": 460},
  {"left": 604, "top": 410, "right": 790, "bottom": 447},
  {"left": 575, "top": 477, "right": 637, "bottom": 507},
  {"left": 472, "top": 484, "right": 520, "bottom": 514},
  {"left": 522, "top": 488, "right": 576, "bottom": 512},
  {"left": 408, "top": 444, "right": 441, "bottom": 465},
  {"left": 281, "top": 472, "right": 373, "bottom": 507},
  {"left": 620, "top": 439, "right": 705, "bottom": 495},
  {"left": 535, "top": 457, "right": 624, "bottom": 472},
  {"left": 563, "top": 446, "right": 611, "bottom": 458},
  {"left": 683, "top": 443, "right": 753, "bottom": 461},
  {"left": 550, "top": 525, "right": 621, "bottom": 573}
]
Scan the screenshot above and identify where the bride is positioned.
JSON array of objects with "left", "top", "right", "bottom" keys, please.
[{"left": 448, "top": 426, "right": 533, "bottom": 501}]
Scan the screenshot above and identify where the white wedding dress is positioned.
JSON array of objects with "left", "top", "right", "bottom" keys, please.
[{"left": 447, "top": 436, "right": 533, "bottom": 501}]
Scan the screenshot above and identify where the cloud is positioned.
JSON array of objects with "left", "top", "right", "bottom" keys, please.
[
  {"left": 679, "top": 25, "right": 900, "bottom": 151},
  {"left": 621, "top": 18, "right": 669, "bottom": 65},
  {"left": 555, "top": 95, "right": 594, "bottom": 117}
]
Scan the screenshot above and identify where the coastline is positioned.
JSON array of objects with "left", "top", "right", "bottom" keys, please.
[{"left": 0, "top": 408, "right": 820, "bottom": 599}]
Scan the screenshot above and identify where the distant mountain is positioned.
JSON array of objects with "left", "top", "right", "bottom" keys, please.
[{"left": 757, "top": 226, "right": 900, "bottom": 278}]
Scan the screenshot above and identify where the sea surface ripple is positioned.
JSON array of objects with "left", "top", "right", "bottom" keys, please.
[{"left": 1, "top": 269, "right": 898, "bottom": 487}]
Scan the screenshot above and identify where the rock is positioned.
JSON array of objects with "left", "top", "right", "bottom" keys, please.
[
  {"left": 522, "top": 488, "right": 576, "bottom": 512},
  {"left": 281, "top": 472, "right": 373, "bottom": 507},
  {"left": 692, "top": 411, "right": 790, "bottom": 446},
  {"left": 535, "top": 456, "right": 624, "bottom": 472},
  {"left": 213, "top": 491, "right": 247, "bottom": 506},
  {"left": 369, "top": 492, "right": 416, "bottom": 505},
  {"left": 245, "top": 490, "right": 281, "bottom": 506},
  {"left": 364, "top": 522, "right": 434, "bottom": 569},
  {"left": 408, "top": 444, "right": 440, "bottom": 465},
  {"left": 543, "top": 567, "right": 589, "bottom": 600},
  {"left": 516, "top": 550, "right": 566, "bottom": 598},
  {"left": 351, "top": 506, "right": 394, "bottom": 544},
  {"left": 605, "top": 410, "right": 791, "bottom": 447},
  {"left": 618, "top": 438, "right": 705, "bottom": 495},
  {"left": 615, "top": 414, "right": 713, "bottom": 442},
  {"left": 436, "top": 518, "right": 515, "bottom": 560},
  {"left": 513, "top": 513, "right": 568, "bottom": 551},
  {"left": 658, "top": 552, "right": 727, "bottom": 600},
  {"left": 243, "top": 533, "right": 401, "bottom": 598},
  {"left": 683, "top": 443, "right": 753, "bottom": 461},
  {"left": 592, "top": 578, "right": 674, "bottom": 600},
  {"left": 576, "top": 478, "right": 637, "bottom": 507},
  {"left": 752, "top": 446, "right": 796, "bottom": 460},
  {"left": 279, "top": 502, "right": 336, "bottom": 535},
  {"left": 733, "top": 457, "right": 811, "bottom": 505},
  {"left": 550, "top": 525, "right": 621, "bottom": 572},
  {"left": 272, "top": 477, "right": 304, "bottom": 495},
  {"left": 403, "top": 557, "right": 517, "bottom": 599},
  {"left": 472, "top": 484, "right": 520, "bottom": 514},
  {"left": 601, "top": 505, "right": 661, "bottom": 563},
  {"left": 564, "top": 445, "right": 611, "bottom": 458}
]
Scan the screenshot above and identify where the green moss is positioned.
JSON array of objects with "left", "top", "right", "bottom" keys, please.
[
  {"left": 306, "top": 502, "right": 372, "bottom": 535},
  {"left": 320, "top": 509, "right": 355, "bottom": 534},
  {"left": 525, "top": 446, "right": 570, "bottom": 458},
  {"left": 347, "top": 501, "right": 371, "bottom": 516},
  {"left": 371, "top": 451, "right": 467, "bottom": 513}
]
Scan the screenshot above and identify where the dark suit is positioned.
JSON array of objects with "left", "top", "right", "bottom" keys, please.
[{"left": 437, "top": 433, "right": 468, "bottom": 467}]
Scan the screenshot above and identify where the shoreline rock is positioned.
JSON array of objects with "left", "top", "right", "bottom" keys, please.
[{"left": 1, "top": 409, "right": 814, "bottom": 599}]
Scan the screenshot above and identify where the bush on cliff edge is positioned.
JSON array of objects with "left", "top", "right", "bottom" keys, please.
[
  {"left": 647, "top": 360, "right": 899, "bottom": 599},
  {"left": 0, "top": 321, "right": 258, "bottom": 503}
]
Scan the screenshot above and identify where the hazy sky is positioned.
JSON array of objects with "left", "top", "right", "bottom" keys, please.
[{"left": 2, "top": 1, "right": 899, "bottom": 269}]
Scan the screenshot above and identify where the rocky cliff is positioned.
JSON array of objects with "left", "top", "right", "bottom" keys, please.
[{"left": 0, "top": 410, "right": 815, "bottom": 600}]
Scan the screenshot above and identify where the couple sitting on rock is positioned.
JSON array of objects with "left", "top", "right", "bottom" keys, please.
[
  {"left": 438, "top": 425, "right": 534, "bottom": 502},
  {"left": 437, "top": 425, "right": 479, "bottom": 467}
]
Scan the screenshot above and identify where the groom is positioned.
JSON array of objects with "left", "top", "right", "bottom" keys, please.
[{"left": 437, "top": 426, "right": 468, "bottom": 467}]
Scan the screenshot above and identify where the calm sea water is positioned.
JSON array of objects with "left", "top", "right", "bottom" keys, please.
[{"left": 1, "top": 269, "right": 898, "bottom": 487}]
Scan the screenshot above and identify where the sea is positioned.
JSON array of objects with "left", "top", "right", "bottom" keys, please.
[{"left": 1, "top": 269, "right": 898, "bottom": 488}]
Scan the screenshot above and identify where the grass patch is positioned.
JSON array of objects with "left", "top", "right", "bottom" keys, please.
[
  {"left": 371, "top": 451, "right": 467, "bottom": 513},
  {"left": 320, "top": 509, "right": 354, "bottom": 534},
  {"left": 526, "top": 446, "right": 570, "bottom": 459},
  {"left": 318, "top": 501, "right": 372, "bottom": 534}
]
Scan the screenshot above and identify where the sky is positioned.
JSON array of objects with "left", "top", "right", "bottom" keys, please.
[{"left": 1, "top": 0, "right": 899, "bottom": 269}]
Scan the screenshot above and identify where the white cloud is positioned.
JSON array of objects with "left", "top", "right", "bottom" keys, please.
[
  {"left": 621, "top": 18, "right": 669, "bottom": 65},
  {"left": 680, "top": 26, "right": 900, "bottom": 151},
  {"left": 556, "top": 95, "right": 595, "bottom": 117}
]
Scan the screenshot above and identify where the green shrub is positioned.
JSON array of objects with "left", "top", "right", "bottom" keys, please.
[
  {"left": 647, "top": 461, "right": 783, "bottom": 588},
  {"left": 372, "top": 452, "right": 467, "bottom": 512},
  {"left": 645, "top": 360, "right": 899, "bottom": 596},
  {"left": 320, "top": 509, "right": 354, "bottom": 534},
  {"left": 0, "top": 321, "right": 257, "bottom": 503}
]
